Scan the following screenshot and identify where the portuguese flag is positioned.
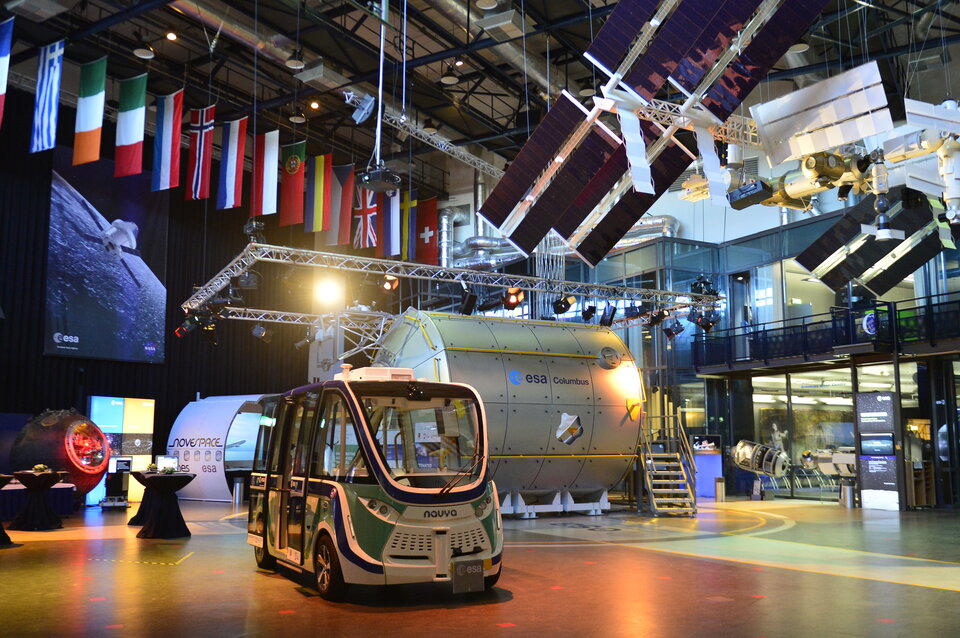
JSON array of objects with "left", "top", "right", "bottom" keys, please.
[
  {"left": 114, "top": 72, "right": 147, "bottom": 177},
  {"left": 279, "top": 140, "right": 306, "bottom": 227},
  {"left": 72, "top": 57, "right": 106, "bottom": 165}
]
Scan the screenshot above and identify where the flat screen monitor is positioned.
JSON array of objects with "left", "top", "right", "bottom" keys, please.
[
  {"left": 108, "top": 455, "right": 132, "bottom": 473},
  {"left": 861, "top": 432, "right": 895, "bottom": 456},
  {"left": 155, "top": 455, "right": 178, "bottom": 472}
]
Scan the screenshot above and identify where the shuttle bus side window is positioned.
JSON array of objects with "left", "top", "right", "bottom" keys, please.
[
  {"left": 293, "top": 392, "right": 319, "bottom": 476},
  {"left": 309, "top": 395, "right": 337, "bottom": 479},
  {"left": 267, "top": 396, "right": 299, "bottom": 474},
  {"left": 285, "top": 398, "right": 307, "bottom": 478},
  {"left": 252, "top": 396, "right": 278, "bottom": 473}
]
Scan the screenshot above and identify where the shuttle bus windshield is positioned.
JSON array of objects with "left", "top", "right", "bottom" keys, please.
[{"left": 352, "top": 381, "right": 482, "bottom": 490}]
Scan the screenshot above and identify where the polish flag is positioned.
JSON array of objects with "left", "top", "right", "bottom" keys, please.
[
  {"left": 216, "top": 116, "right": 247, "bottom": 210},
  {"left": 250, "top": 130, "right": 279, "bottom": 216},
  {"left": 151, "top": 89, "right": 182, "bottom": 191}
]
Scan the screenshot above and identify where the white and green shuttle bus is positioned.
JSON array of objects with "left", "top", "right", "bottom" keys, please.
[{"left": 247, "top": 366, "right": 503, "bottom": 599}]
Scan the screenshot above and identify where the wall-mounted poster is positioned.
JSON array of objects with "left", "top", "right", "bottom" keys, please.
[{"left": 45, "top": 147, "right": 168, "bottom": 362}]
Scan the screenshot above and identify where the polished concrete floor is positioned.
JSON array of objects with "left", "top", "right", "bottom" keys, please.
[{"left": 3, "top": 499, "right": 960, "bottom": 637}]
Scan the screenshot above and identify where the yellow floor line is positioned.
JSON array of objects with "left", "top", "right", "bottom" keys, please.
[{"left": 175, "top": 551, "right": 195, "bottom": 565}]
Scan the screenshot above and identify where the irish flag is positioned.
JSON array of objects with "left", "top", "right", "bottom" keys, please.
[
  {"left": 72, "top": 57, "right": 106, "bottom": 166},
  {"left": 115, "top": 73, "right": 147, "bottom": 177}
]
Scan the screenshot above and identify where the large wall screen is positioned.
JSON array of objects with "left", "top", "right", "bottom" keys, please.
[{"left": 44, "top": 148, "right": 169, "bottom": 363}]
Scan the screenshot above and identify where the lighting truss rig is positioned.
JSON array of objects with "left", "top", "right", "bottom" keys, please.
[{"left": 182, "top": 242, "right": 721, "bottom": 319}]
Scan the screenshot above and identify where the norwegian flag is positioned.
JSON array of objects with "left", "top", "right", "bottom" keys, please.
[
  {"left": 186, "top": 105, "right": 215, "bottom": 200},
  {"left": 352, "top": 187, "right": 377, "bottom": 249}
]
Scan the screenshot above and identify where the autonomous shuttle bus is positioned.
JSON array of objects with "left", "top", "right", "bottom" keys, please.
[{"left": 247, "top": 366, "right": 503, "bottom": 600}]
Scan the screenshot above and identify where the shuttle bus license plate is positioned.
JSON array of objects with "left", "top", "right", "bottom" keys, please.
[{"left": 451, "top": 558, "right": 484, "bottom": 594}]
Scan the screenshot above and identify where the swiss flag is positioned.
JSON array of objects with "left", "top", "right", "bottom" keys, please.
[{"left": 416, "top": 196, "right": 439, "bottom": 265}]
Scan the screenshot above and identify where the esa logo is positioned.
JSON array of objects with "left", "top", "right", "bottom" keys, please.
[
  {"left": 509, "top": 370, "right": 548, "bottom": 385},
  {"left": 53, "top": 332, "right": 80, "bottom": 344}
]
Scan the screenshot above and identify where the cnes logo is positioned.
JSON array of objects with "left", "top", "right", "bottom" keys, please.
[{"left": 53, "top": 332, "right": 80, "bottom": 344}]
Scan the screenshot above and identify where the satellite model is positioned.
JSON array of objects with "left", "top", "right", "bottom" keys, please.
[{"left": 478, "top": 0, "right": 960, "bottom": 272}]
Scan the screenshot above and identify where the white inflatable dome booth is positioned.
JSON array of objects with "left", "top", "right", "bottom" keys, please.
[{"left": 166, "top": 394, "right": 265, "bottom": 501}]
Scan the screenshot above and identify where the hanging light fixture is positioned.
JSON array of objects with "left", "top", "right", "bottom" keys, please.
[
  {"left": 502, "top": 287, "right": 525, "bottom": 310},
  {"left": 477, "top": 0, "right": 499, "bottom": 10},
  {"left": 133, "top": 32, "right": 155, "bottom": 60},
  {"left": 552, "top": 295, "right": 576, "bottom": 315},
  {"left": 285, "top": 48, "right": 305, "bottom": 70},
  {"left": 309, "top": 100, "right": 320, "bottom": 110},
  {"left": 422, "top": 119, "right": 438, "bottom": 135},
  {"left": 289, "top": 107, "right": 306, "bottom": 124},
  {"left": 440, "top": 64, "right": 460, "bottom": 85},
  {"left": 165, "top": 31, "right": 178, "bottom": 42},
  {"left": 454, "top": 57, "right": 464, "bottom": 67}
]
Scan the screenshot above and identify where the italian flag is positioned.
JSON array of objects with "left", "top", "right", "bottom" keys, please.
[
  {"left": 72, "top": 57, "right": 106, "bottom": 166},
  {"left": 115, "top": 72, "right": 147, "bottom": 177}
]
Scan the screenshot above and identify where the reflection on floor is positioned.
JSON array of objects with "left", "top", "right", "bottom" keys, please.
[{"left": 2, "top": 499, "right": 960, "bottom": 637}]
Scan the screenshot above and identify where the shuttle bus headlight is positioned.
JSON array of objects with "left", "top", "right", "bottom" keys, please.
[{"left": 359, "top": 496, "right": 399, "bottom": 523}]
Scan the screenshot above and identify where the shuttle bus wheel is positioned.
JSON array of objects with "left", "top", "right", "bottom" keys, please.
[
  {"left": 253, "top": 518, "right": 276, "bottom": 570},
  {"left": 484, "top": 568, "right": 501, "bottom": 590},
  {"left": 315, "top": 535, "right": 346, "bottom": 601}
]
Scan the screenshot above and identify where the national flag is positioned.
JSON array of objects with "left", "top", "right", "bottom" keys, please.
[
  {"left": 376, "top": 191, "right": 401, "bottom": 258},
  {"left": 114, "top": 72, "right": 147, "bottom": 176},
  {"left": 353, "top": 187, "right": 377, "bottom": 249},
  {"left": 327, "top": 164, "right": 355, "bottom": 246},
  {"left": 304, "top": 153, "right": 332, "bottom": 232},
  {"left": 186, "top": 105, "right": 215, "bottom": 200},
  {"left": 151, "top": 89, "right": 183, "bottom": 191},
  {"left": 400, "top": 189, "right": 418, "bottom": 261},
  {"left": 417, "top": 196, "right": 439, "bottom": 265},
  {"left": 250, "top": 130, "right": 279, "bottom": 217},
  {"left": 279, "top": 140, "right": 306, "bottom": 227},
  {"left": 0, "top": 17, "right": 16, "bottom": 130},
  {"left": 216, "top": 116, "right": 247, "bottom": 209},
  {"left": 30, "top": 39, "right": 64, "bottom": 153},
  {"left": 72, "top": 57, "right": 106, "bottom": 165}
]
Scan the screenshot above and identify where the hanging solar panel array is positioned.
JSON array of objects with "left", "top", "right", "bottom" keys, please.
[{"left": 479, "top": 0, "right": 831, "bottom": 267}]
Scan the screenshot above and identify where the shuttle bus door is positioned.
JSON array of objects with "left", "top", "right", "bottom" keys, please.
[{"left": 277, "top": 391, "right": 318, "bottom": 565}]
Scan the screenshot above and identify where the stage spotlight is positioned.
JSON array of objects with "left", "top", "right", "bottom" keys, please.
[
  {"left": 582, "top": 305, "right": 597, "bottom": 322},
  {"left": 211, "top": 285, "right": 244, "bottom": 306},
  {"left": 243, "top": 218, "right": 265, "bottom": 243},
  {"left": 477, "top": 297, "right": 502, "bottom": 312},
  {"left": 251, "top": 323, "right": 273, "bottom": 343},
  {"left": 459, "top": 291, "right": 478, "bottom": 316},
  {"left": 235, "top": 271, "right": 260, "bottom": 290},
  {"left": 503, "top": 287, "right": 525, "bottom": 310},
  {"left": 314, "top": 278, "right": 345, "bottom": 308},
  {"left": 599, "top": 303, "right": 618, "bottom": 327},
  {"left": 381, "top": 275, "right": 400, "bottom": 292},
  {"left": 174, "top": 314, "right": 201, "bottom": 338},
  {"left": 647, "top": 309, "right": 669, "bottom": 326},
  {"left": 201, "top": 321, "right": 218, "bottom": 346},
  {"left": 691, "top": 275, "right": 718, "bottom": 296},
  {"left": 686, "top": 310, "right": 702, "bottom": 325},
  {"left": 625, "top": 304, "right": 641, "bottom": 319},
  {"left": 694, "top": 310, "right": 721, "bottom": 333},
  {"left": 662, "top": 319, "right": 685, "bottom": 339},
  {"left": 552, "top": 295, "right": 576, "bottom": 315}
]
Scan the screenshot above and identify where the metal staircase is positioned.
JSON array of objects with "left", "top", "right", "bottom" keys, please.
[{"left": 639, "top": 415, "right": 697, "bottom": 516}]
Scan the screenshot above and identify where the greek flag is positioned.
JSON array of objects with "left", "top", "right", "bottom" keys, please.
[{"left": 30, "top": 39, "right": 64, "bottom": 153}]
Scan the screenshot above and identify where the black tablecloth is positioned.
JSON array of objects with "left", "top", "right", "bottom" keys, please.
[
  {"left": 8, "top": 471, "right": 66, "bottom": 531},
  {"left": 137, "top": 473, "right": 196, "bottom": 539},
  {"left": 128, "top": 471, "right": 159, "bottom": 526},
  {"left": 0, "top": 475, "right": 12, "bottom": 545}
]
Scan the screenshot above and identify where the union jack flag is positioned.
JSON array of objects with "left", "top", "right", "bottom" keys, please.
[
  {"left": 353, "top": 187, "right": 377, "bottom": 249},
  {"left": 186, "top": 105, "right": 216, "bottom": 200}
]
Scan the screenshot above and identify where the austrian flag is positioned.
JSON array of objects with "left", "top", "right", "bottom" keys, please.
[{"left": 186, "top": 105, "right": 215, "bottom": 200}]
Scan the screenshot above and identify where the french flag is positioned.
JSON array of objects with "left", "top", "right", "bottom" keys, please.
[
  {"left": 151, "top": 89, "right": 182, "bottom": 192},
  {"left": 216, "top": 116, "right": 247, "bottom": 210},
  {"left": 186, "top": 105, "right": 215, "bottom": 201},
  {"left": 0, "top": 17, "right": 13, "bottom": 130}
]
